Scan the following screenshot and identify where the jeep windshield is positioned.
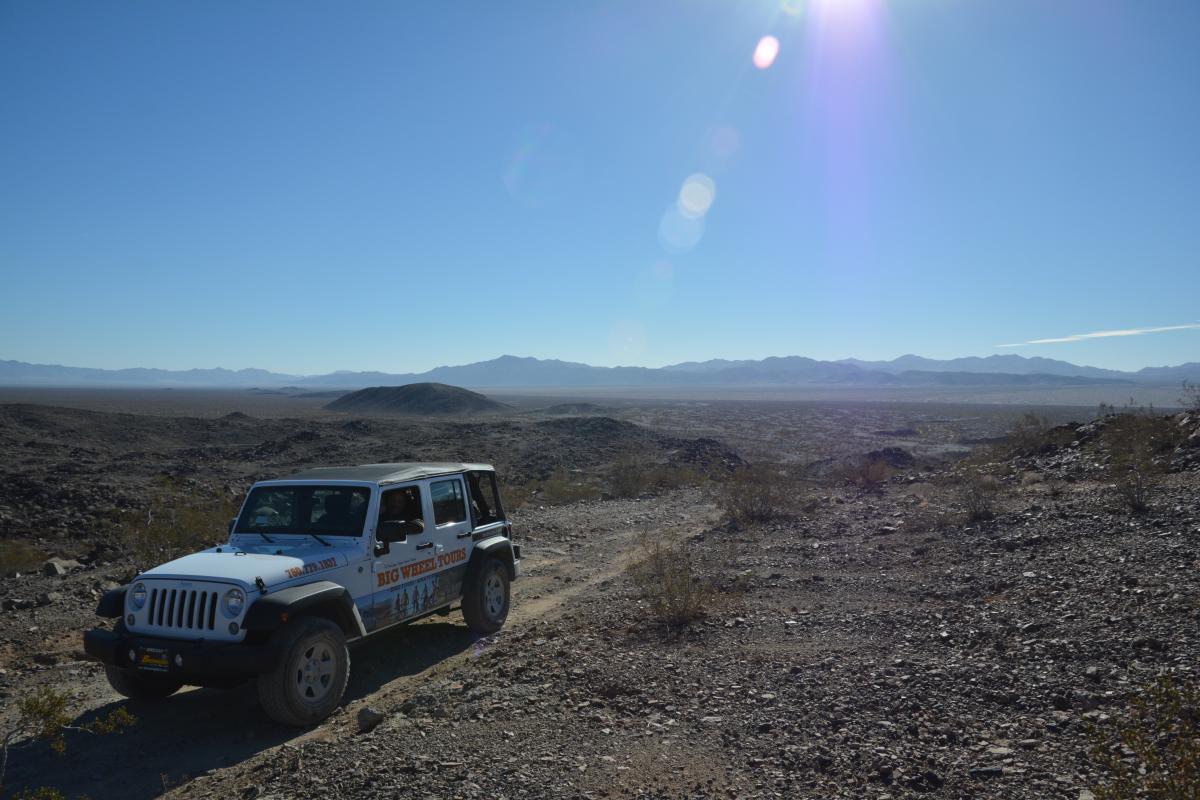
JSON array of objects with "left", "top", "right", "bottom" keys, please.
[{"left": 235, "top": 485, "right": 371, "bottom": 538}]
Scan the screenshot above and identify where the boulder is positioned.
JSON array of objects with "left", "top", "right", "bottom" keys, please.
[{"left": 42, "top": 557, "right": 82, "bottom": 577}]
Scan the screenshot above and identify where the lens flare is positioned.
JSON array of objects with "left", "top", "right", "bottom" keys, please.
[
  {"left": 753, "top": 35, "right": 780, "bottom": 69},
  {"left": 780, "top": 0, "right": 804, "bottom": 16},
  {"left": 658, "top": 203, "right": 704, "bottom": 254},
  {"left": 678, "top": 173, "right": 716, "bottom": 219}
]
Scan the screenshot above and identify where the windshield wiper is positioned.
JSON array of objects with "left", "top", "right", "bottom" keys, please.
[
  {"left": 306, "top": 531, "right": 331, "bottom": 546},
  {"left": 256, "top": 531, "right": 275, "bottom": 543}
]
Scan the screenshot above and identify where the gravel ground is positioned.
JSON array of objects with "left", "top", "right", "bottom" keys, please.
[{"left": 0, "top": 406, "right": 1196, "bottom": 799}]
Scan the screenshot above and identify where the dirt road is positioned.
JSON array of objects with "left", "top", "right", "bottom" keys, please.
[{"left": 2, "top": 491, "right": 718, "bottom": 799}]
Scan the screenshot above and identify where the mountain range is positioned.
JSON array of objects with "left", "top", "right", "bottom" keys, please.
[{"left": 1, "top": 355, "right": 1198, "bottom": 389}]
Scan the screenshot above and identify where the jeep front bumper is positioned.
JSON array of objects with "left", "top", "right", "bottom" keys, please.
[{"left": 83, "top": 627, "right": 280, "bottom": 683}]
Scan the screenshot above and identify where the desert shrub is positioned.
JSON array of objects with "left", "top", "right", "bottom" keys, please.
[
  {"left": 115, "top": 479, "right": 240, "bottom": 567},
  {"left": 1089, "top": 676, "right": 1200, "bottom": 800},
  {"left": 1006, "top": 411, "right": 1051, "bottom": 456},
  {"left": 496, "top": 481, "right": 530, "bottom": 511},
  {"left": 627, "top": 537, "right": 713, "bottom": 628},
  {"left": 1, "top": 687, "right": 135, "bottom": 795},
  {"left": 835, "top": 457, "right": 895, "bottom": 492},
  {"left": 959, "top": 469, "right": 1000, "bottom": 522},
  {"left": 608, "top": 454, "right": 702, "bottom": 499},
  {"left": 1104, "top": 410, "right": 1174, "bottom": 513},
  {"left": 1183, "top": 381, "right": 1200, "bottom": 413},
  {"left": 0, "top": 540, "right": 48, "bottom": 577},
  {"left": 904, "top": 503, "right": 959, "bottom": 533},
  {"left": 532, "top": 467, "right": 601, "bottom": 506},
  {"left": 718, "top": 464, "right": 801, "bottom": 524}
]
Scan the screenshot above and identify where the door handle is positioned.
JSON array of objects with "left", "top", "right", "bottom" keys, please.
[{"left": 415, "top": 542, "right": 433, "bottom": 551}]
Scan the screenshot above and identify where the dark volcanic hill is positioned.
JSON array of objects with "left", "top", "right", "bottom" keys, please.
[{"left": 323, "top": 383, "right": 508, "bottom": 415}]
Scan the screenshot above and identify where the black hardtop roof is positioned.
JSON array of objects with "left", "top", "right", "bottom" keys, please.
[{"left": 269, "top": 462, "right": 494, "bottom": 486}]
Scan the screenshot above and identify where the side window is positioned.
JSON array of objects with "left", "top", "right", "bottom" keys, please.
[
  {"left": 430, "top": 479, "right": 467, "bottom": 526},
  {"left": 378, "top": 486, "right": 425, "bottom": 529},
  {"left": 466, "top": 471, "right": 502, "bottom": 525}
]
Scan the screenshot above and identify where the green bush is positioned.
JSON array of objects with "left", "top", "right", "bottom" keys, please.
[
  {"left": 0, "top": 541, "right": 49, "bottom": 576},
  {"left": 608, "top": 454, "right": 702, "bottom": 499},
  {"left": 1, "top": 686, "right": 135, "bottom": 796},
  {"left": 1090, "top": 676, "right": 1200, "bottom": 800},
  {"left": 115, "top": 479, "right": 240, "bottom": 567},
  {"left": 533, "top": 467, "right": 601, "bottom": 506}
]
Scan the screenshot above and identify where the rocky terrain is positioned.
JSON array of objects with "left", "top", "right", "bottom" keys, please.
[{"left": 0, "top": 397, "right": 1196, "bottom": 799}]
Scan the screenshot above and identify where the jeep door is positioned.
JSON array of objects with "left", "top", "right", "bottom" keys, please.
[
  {"left": 425, "top": 475, "right": 473, "bottom": 600},
  {"left": 367, "top": 482, "right": 431, "bottom": 631}
]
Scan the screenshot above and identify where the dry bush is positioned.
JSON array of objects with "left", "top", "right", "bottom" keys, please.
[
  {"left": 1104, "top": 411, "right": 1174, "bottom": 513},
  {"left": 115, "top": 479, "right": 240, "bottom": 567},
  {"left": 835, "top": 458, "right": 895, "bottom": 493},
  {"left": 1089, "top": 676, "right": 1200, "bottom": 800},
  {"left": 608, "top": 454, "right": 702, "bottom": 499},
  {"left": 718, "top": 464, "right": 803, "bottom": 524},
  {"left": 531, "top": 467, "right": 601, "bottom": 506},
  {"left": 0, "top": 541, "right": 48, "bottom": 577},
  {"left": 627, "top": 536, "right": 713, "bottom": 628},
  {"left": 1, "top": 686, "right": 135, "bottom": 796},
  {"left": 904, "top": 503, "right": 959, "bottom": 534},
  {"left": 1005, "top": 411, "right": 1052, "bottom": 456},
  {"left": 1182, "top": 381, "right": 1200, "bottom": 413},
  {"left": 959, "top": 469, "right": 1000, "bottom": 522},
  {"left": 496, "top": 481, "right": 530, "bottom": 511}
]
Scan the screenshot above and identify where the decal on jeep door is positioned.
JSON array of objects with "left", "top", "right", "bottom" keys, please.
[{"left": 360, "top": 556, "right": 469, "bottom": 631}]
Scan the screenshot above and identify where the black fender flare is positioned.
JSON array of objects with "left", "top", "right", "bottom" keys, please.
[
  {"left": 466, "top": 536, "right": 516, "bottom": 584},
  {"left": 242, "top": 581, "right": 366, "bottom": 638},
  {"left": 96, "top": 587, "right": 127, "bottom": 618}
]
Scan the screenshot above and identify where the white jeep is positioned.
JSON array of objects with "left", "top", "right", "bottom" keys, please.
[{"left": 84, "top": 462, "right": 521, "bottom": 726}]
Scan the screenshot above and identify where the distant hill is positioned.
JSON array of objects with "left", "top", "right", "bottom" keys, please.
[
  {"left": 324, "top": 383, "right": 508, "bottom": 415},
  {"left": 1, "top": 355, "right": 1197, "bottom": 390}
]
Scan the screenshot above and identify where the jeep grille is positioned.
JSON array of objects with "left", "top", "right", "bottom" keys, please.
[{"left": 147, "top": 587, "right": 219, "bottom": 632}]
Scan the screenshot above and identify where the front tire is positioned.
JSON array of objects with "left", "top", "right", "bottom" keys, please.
[
  {"left": 257, "top": 617, "right": 349, "bottom": 727},
  {"left": 462, "top": 558, "right": 510, "bottom": 634},
  {"left": 104, "top": 666, "right": 184, "bottom": 700}
]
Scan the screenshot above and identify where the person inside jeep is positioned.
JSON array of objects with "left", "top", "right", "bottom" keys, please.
[{"left": 378, "top": 487, "right": 424, "bottom": 538}]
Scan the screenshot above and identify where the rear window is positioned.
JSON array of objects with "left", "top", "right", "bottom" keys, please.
[{"left": 236, "top": 485, "right": 370, "bottom": 536}]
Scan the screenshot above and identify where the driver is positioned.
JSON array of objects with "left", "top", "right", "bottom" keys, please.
[{"left": 380, "top": 488, "right": 424, "bottom": 534}]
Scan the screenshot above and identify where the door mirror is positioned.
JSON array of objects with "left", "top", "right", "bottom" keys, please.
[{"left": 378, "top": 520, "right": 420, "bottom": 544}]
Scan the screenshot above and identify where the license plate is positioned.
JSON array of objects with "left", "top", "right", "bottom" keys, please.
[{"left": 136, "top": 647, "right": 169, "bottom": 672}]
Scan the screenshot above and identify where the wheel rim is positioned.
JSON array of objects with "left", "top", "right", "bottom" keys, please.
[
  {"left": 483, "top": 569, "right": 506, "bottom": 621},
  {"left": 293, "top": 640, "right": 336, "bottom": 705}
]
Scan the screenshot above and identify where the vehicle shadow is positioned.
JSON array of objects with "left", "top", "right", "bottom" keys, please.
[{"left": 5, "top": 619, "right": 479, "bottom": 800}]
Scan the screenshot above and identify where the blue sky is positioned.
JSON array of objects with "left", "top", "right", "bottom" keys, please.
[{"left": 1, "top": 0, "right": 1197, "bottom": 374}]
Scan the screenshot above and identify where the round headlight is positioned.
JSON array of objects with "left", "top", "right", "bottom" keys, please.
[
  {"left": 130, "top": 583, "right": 147, "bottom": 611},
  {"left": 223, "top": 587, "right": 245, "bottom": 618}
]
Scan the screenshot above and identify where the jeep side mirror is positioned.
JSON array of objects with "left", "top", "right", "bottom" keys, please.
[
  {"left": 228, "top": 517, "right": 237, "bottom": 535},
  {"left": 378, "top": 520, "right": 417, "bottom": 544}
]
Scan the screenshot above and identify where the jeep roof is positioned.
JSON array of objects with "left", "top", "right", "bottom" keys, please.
[{"left": 270, "top": 462, "right": 495, "bottom": 485}]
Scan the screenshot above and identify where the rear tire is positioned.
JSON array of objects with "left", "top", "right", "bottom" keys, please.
[
  {"left": 462, "top": 558, "right": 510, "bottom": 634},
  {"left": 257, "top": 617, "right": 349, "bottom": 727},
  {"left": 104, "top": 666, "right": 183, "bottom": 700}
]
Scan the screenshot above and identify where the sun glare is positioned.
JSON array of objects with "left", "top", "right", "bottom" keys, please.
[{"left": 752, "top": 35, "right": 780, "bottom": 69}]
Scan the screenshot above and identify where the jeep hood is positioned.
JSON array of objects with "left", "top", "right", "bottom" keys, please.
[{"left": 139, "top": 545, "right": 352, "bottom": 590}]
